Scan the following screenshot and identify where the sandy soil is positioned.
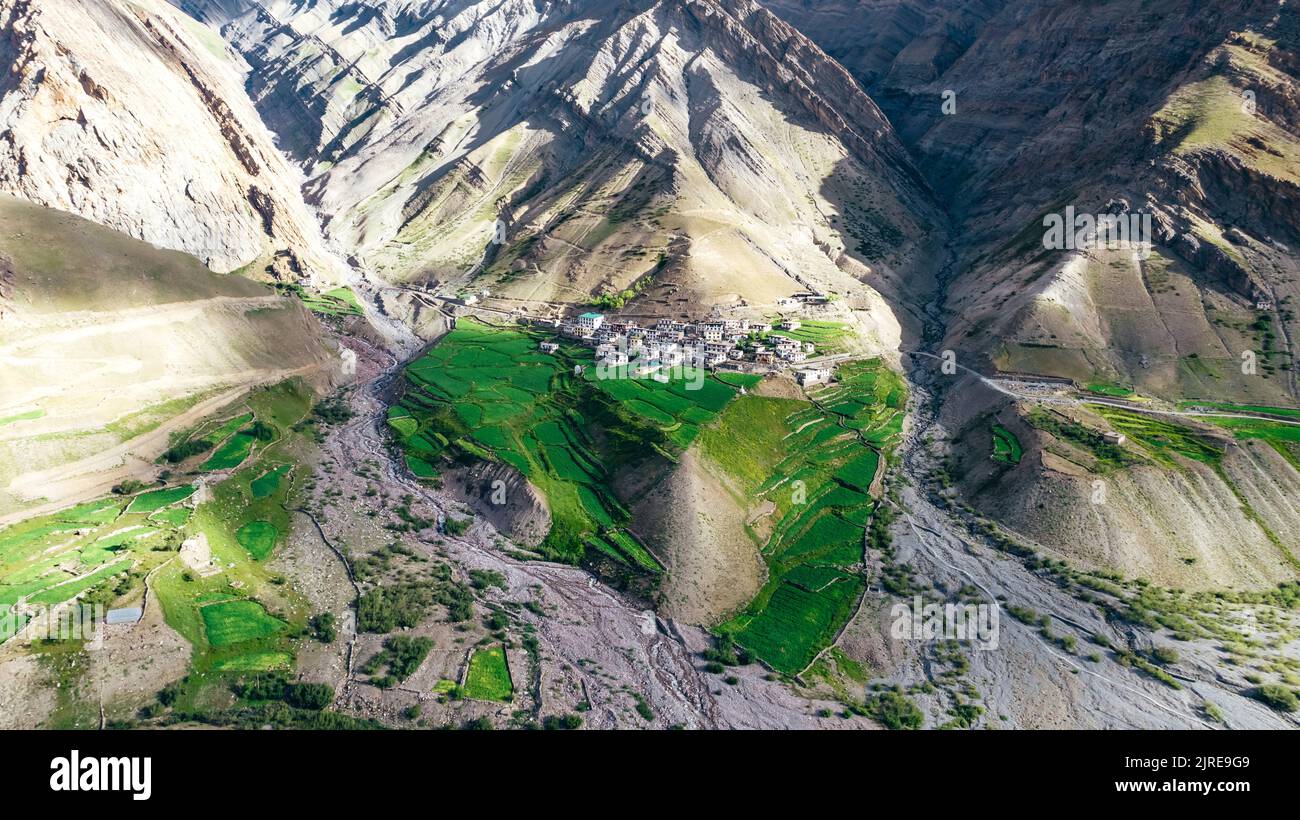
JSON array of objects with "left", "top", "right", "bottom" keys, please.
[
  {"left": 0, "top": 651, "right": 57, "bottom": 729},
  {"left": 633, "top": 449, "right": 766, "bottom": 626}
]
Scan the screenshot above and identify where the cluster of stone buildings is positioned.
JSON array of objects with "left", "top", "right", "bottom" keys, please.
[{"left": 546, "top": 312, "right": 817, "bottom": 370}]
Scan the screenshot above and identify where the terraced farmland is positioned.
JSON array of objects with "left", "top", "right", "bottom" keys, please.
[
  {"left": 1179, "top": 400, "right": 1300, "bottom": 420},
  {"left": 201, "top": 428, "right": 258, "bottom": 471},
  {"left": 991, "top": 424, "right": 1023, "bottom": 464},
  {"left": 391, "top": 323, "right": 911, "bottom": 672},
  {"left": 710, "top": 359, "right": 906, "bottom": 675},
  {"left": 0, "top": 380, "right": 313, "bottom": 696},
  {"left": 282, "top": 284, "right": 364, "bottom": 317},
  {"left": 765, "top": 319, "right": 851, "bottom": 353},
  {"left": 389, "top": 319, "right": 751, "bottom": 570},
  {"left": 126, "top": 485, "right": 197, "bottom": 514},
  {"left": 1091, "top": 405, "right": 1224, "bottom": 468},
  {"left": 1, "top": 495, "right": 164, "bottom": 633},
  {"left": 1111, "top": 403, "right": 1300, "bottom": 469}
]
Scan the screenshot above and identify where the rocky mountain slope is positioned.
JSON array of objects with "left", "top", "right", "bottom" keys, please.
[
  {"left": 0, "top": 0, "right": 346, "bottom": 280},
  {"left": 177, "top": 0, "right": 945, "bottom": 347},
  {"left": 767, "top": 0, "right": 1300, "bottom": 402},
  {"left": 764, "top": 0, "right": 1300, "bottom": 591}
]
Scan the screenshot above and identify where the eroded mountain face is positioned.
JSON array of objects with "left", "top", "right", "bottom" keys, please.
[
  {"left": 177, "top": 0, "right": 946, "bottom": 350},
  {"left": 767, "top": 0, "right": 1300, "bottom": 400},
  {"left": 0, "top": 195, "right": 338, "bottom": 520},
  {"left": 0, "top": 0, "right": 344, "bottom": 279}
]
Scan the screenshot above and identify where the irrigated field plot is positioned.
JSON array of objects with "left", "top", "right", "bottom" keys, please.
[
  {"left": 200, "top": 430, "right": 257, "bottom": 471},
  {"left": 250, "top": 465, "right": 291, "bottom": 499},
  {"left": 710, "top": 359, "right": 906, "bottom": 674},
  {"left": 389, "top": 319, "right": 749, "bottom": 570},
  {"left": 200, "top": 599, "right": 287, "bottom": 647},
  {"left": 462, "top": 644, "right": 514, "bottom": 702},
  {"left": 125, "top": 484, "right": 196, "bottom": 514},
  {"left": 0, "top": 379, "right": 318, "bottom": 732},
  {"left": 991, "top": 424, "right": 1023, "bottom": 464},
  {"left": 295, "top": 285, "right": 364, "bottom": 316},
  {"left": 236, "top": 521, "right": 278, "bottom": 560}
]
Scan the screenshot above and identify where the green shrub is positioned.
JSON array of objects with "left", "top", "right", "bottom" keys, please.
[
  {"left": 542, "top": 713, "right": 583, "bottom": 730},
  {"left": 285, "top": 683, "right": 334, "bottom": 711},
  {"left": 361, "top": 636, "right": 434, "bottom": 687},
  {"left": 309, "top": 613, "right": 337, "bottom": 643},
  {"left": 1253, "top": 684, "right": 1298, "bottom": 712},
  {"left": 162, "top": 438, "right": 214, "bottom": 463},
  {"left": 1151, "top": 646, "right": 1180, "bottom": 666},
  {"left": 864, "top": 689, "right": 924, "bottom": 730}
]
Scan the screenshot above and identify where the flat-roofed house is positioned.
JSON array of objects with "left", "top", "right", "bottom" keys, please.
[
  {"left": 577, "top": 312, "right": 606, "bottom": 332},
  {"left": 796, "top": 368, "right": 832, "bottom": 387}
]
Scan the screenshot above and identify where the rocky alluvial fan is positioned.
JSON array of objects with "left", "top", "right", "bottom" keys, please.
[{"left": 0, "top": 0, "right": 1299, "bottom": 731}]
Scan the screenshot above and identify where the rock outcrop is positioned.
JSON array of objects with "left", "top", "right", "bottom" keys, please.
[{"left": 442, "top": 460, "right": 551, "bottom": 549}]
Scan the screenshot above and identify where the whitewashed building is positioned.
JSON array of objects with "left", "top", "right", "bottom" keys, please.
[
  {"left": 577, "top": 312, "right": 606, "bottom": 332},
  {"left": 796, "top": 368, "right": 832, "bottom": 387}
]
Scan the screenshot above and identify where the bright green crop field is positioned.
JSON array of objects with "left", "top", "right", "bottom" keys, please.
[
  {"left": 389, "top": 319, "right": 755, "bottom": 571},
  {"left": 991, "top": 424, "right": 1023, "bottom": 464},
  {"left": 0, "top": 379, "right": 315, "bottom": 727},
  {"left": 462, "top": 644, "right": 514, "bottom": 702},
  {"left": 708, "top": 359, "right": 906, "bottom": 675},
  {"left": 391, "top": 321, "right": 908, "bottom": 673}
]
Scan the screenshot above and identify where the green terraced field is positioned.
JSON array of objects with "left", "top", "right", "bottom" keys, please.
[
  {"left": 765, "top": 320, "right": 851, "bottom": 353},
  {"left": 250, "top": 465, "right": 291, "bottom": 499},
  {"left": 290, "top": 284, "right": 364, "bottom": 316},
  {"left": 388, "top": 319, "right": 746, "bottom": 570},
  {"left": 236, "top": 521, "right": 278, "bottom": 560},
  {"left": 711, "top": 359, "right": 906, "bottom": 675},
  {"left": 462, "top": 644, "right": 514, "bottom": 702},
  {"left": 1179, "top": 400, "right": 1300, "bottom": 419},
  {"left": 1085, "top": 382, "right": 1134, "bottom": 398},
  {"left": 125, "top": 485, "right": 196, "bottom": 514},
  {"left": 57, "top": 499, "right": 124, "bottom": 525},
  {"left": 992, "top": 424, "right": 1023, "bottom": 464},
  {"left": 0, "top": 500, "right": 179, "bottom": 635},
  {"left": 1196, "top": 413, "right": 1300, "bottom": 470},
  {"left": 165, "top": 411, "right": 252, "bottom": 466},
  {"left": 391, "top": 326, "right": 909, "bottom": 674},
  {"left": 200, "top": 599, "right": 287, "bottom": 647},
  {"left": 1091, "top": 405, "right": 1223, "bottom": 467},
  {"left": 201, "top": 431, "right": 257, "bottom": 471},
  {"left": 0, "top": 378, "right": 316, "bottom": 730},
  {"left": 211, "top": 651, "right": 294, "bottom": 672},
  {"left": 150, "top": 507, "right": 191, "bottom": 527},
  {"left": 27, "top": 561, "right": 130, "bottom": 606}
]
